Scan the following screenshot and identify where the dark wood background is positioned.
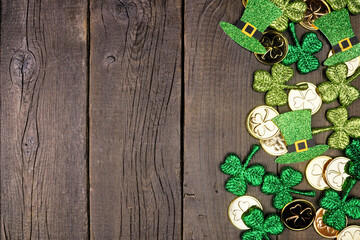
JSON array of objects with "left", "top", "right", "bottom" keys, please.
[{"left": 0, "top": 0, "right": 359, "bottom": 239}]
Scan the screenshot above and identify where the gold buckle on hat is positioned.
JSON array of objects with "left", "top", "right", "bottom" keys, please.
[
  {"left": 295, "top": 139, "right": 308, "bottom": 153},
  {"left": 339, "top": 38, "right": 352, "bottom": 52},
  {"left": 242, "top": 22, "right": 257, "bottom": 38}
]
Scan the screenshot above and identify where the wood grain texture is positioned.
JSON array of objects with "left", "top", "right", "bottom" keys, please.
[
  {"left": 0, "top": 0, "right": 89, "bottom": 239},
  {"left": 89, "top": 0, "right": 182, "bottom": 239},
  {"left": 184, "top": 1, "right": 360, "bottom": 239}
]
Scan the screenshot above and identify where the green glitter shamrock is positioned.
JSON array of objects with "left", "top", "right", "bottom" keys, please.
[
  {"left": 261, "top": 167, "right": 316, "bottom": 209},
  {"left": 317, "top": 63, "right": 360, "bottom": 107},
  {"left": 220, "top": 145, "right": 265, "bottom": 196},
  {"left": 253, "top": 63, "right": 308, "bottom": 106},
  {"left": 312, "top": 107, "right": 360, "bottom": 150},
  {"left": 319, "top": 177, "right": 360, "bottom": 231},
  {"left": 269, "top": 0, "right": 307, "bottom": 32},
  {"left": 282, "top": 22, "right": 323, "bottom": 74},
  {"left": 325, "top": 0, "right": 360, "bottom": 15},
  {"left": 345, "top": 138, "right": 360, "bottom": 180},
  {"left": 270, "top": 0, "right": 307, "bottom": 32},
  {"left": 241, "top": 207, "right": 284, "bottom": 240}
]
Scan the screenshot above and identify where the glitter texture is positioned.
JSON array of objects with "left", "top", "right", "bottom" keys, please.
[
  {"left": 319, "top": 177, "right": 360, "bottom": 231},
  {"left": 253, "top": 63, "right": 308, "bottom": 106},
  {"left": 314, "top": 9, "right": 360, "bottom": 66},
  {"left": 345, "top": 139, "right": 360, "bottom": 181},
  {"left": 241, "top": 207, "right": 284, "bottom": 240},
  {"left": 261, "top": 167, "right": 316, "bottom": 209},
  {"left": 220, "top": 0, "right": 283, "bottom": 54},
  {"left": 317, "top": 63, "right": 360, "bottom": 107},
  {"left": 220, "top": 145, "right": 266, "bottom": 196},
  {"left": 272, "top": 109, "right": 329, "bottom": 163},
  {"left": 282, "top": 22, "right": 323, "bottom": 74},
  {"left": 269, "top": 0, "right": 307, "bottom": 32},
  {"left": 325, "top": 0, "right": 360, "bottom": 15},
  {"left": 312, "top": 107, "right": 360, "bottom": 149}
]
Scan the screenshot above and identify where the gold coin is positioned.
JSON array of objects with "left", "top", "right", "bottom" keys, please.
[
  {"left": 246, "top": 106, "right": 280, "bottom": 140},
  {"left": 306, "top": 156, "right": 331, "bottom": 190},
  {"left": 288, "top": 82, "right": 322, "bottom": 115},
  {"left": 300, "top": 0, "right": 331, "bottom": 31},
  {"left": 281, "top": 199, "right": 316, "bottom": 231},
  {"left": 313, "top": 208, "right": 342, "bottom": 238},
  {"left": 328, "top": 50, "right": 360, "bottom": 77},
  {"left": 260, "top": 132, "right": 288, "bottom": 156},
  {"left": 324, "top": 157, "right": 350, "bottom": 191},
  {"left": 228, "top": 196, "right": 263, "bottom": 230},
  {"left": 337, "top": 225, "right": 360, "bottom": 240},
  {"left": 254, "top": 30, "right": 289, "bottom": 65}
]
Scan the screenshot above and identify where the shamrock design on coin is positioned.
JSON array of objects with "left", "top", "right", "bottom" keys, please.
[
  {"left": 233, "top": 201, "right": 251, "bottom": 221},
  {"left": 251, "top": 111, "right": 277, "bottom": 137},
  {"left": 289, "top": 82, "right": 322, "bottom": 115},
  {"left": 329, "top": 162, "right": 348, "bottom": 188},
  {"left": 286, "top": 204, "right": 313, "bottom": 227},
  {"left": 260, "top": 132, "right": 288, "bottom": 156},
  {"left": 300, "top": 0, "right": 331, "bottom": 30},
  {"left": 255, "top": 31, "right": 289, "bottom": 65},
  {"left": 312, "top": 164, "right": 326, "bottom": 186},
  {"left": 341, "top": 230, "right": 360, "bottom": 240}
]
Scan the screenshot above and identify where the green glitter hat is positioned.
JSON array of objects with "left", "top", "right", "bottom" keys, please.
[
  {"left": 220, "top": 0, "right": 283, "bottom": 54},
  {"left": 272, "top": 109, "right": 329, "bottom": 164},
  {"left": 314, "top": 9, "right": 360, "bottom": 66}
]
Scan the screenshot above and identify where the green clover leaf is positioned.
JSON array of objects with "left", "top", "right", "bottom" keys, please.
[
  {"left": 325, "top": 0, "right": 360, "bottom": 14},
  {"left": 312, "top": 107, "right": 360, "bottom": 149},
  {"left": 242, "top": 207, "right": 284, "bottom": 240},
  {"left": 261, "top": 167, "right": 316, "bottom": 209},
  {"left": 220, "top": 145, "right": 265, "bottom": 196},
  {"left": 253, "top": 63, "right": 308, "bottom": 106},
  {"left": 318, "top": 63, "right": 360, "bottom": 107},
  {"left": 319, "top": 178, "right": 360, "bottom": 230},
  {"left": 282, "top": 22, "right": 323, "bottom": 74},
  {"left": 345, "top": 139, "right": 360, "bottom": 180},
  {"left": 270, "top": 0, "right": 307, "bottom": 32}
]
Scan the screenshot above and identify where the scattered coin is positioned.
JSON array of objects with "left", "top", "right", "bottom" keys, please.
[
  {"left": 324, "top": 157, "right": 351, "bottom": 191},
  {"left": 260, "top": 132, "right": 288, "bottom": 156},
  {"left": 313, "top": 208, "right": 341, "bottom": 238},
  {"left": 300, "top": 0, "right": 331, "bottom": 30},
  {"left": 281, "top": 199, "right": 316, "bottom": 231},
  {"left": 288, "top": 82, "right": 322, "bottom": 115},
  {"left": 337, "top": 225, "right": 360, "bottom": 240},
  {"left": 228, "top": 196, "right": 263, "bottom": 230},
  {"left": 328, "top": 50, "right": 360, "bottom": 77},
  {"left": 254, "top": 30, "right": 289, "bottom": 65},
  {"left": 306, "top": 156, "right": 331, "bottom": 190},
  {"left": 247, "top": 106, "right": 280, "bottom": 140}
]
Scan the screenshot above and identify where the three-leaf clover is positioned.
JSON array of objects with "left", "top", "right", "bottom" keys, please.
[
  {"left": 312, "top": 107, "right": 360, "bottom": 149},
  {"left": 319, "top": 177, "right": 360, "bottom": 230},
  {"left": 282, "top": 22, "right": 323, "bottom": 74},
  {"left": 325, "top": 0, "right": 360, "bottom": 15},
  {"left": 253, "top": 63, "right": 308, "bottom": 106},
  {"left": 261, "top": 167, "right": 316, "bottom": 209},
  {"left": 220, "top": 145, "right": 265, "bottom": 196},
  {"left": 241, "top": 207, "right": 284, "bottom": 240},
  {"left": 269, "top": 0, "right": 307, "bottom": 32},
  {"left": 317, "top": 63, "right": 360, "bottom": 107},
  {"left": 345, "top": 138, "right": 360, "bottom": 180}
]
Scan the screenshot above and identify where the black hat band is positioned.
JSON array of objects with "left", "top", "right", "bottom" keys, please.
[
  {"left": 287, "top": 139, "right": 316, "bottom": 153},
  {"left": 235, "top": 20, "right": 263, "bottom": 40},
  {"left": 332, "top": 36, "right": 359, "bottom": 54}
]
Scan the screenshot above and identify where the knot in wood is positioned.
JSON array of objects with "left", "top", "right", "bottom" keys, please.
[
  {"left": 111, "top": 0, "right": 137, "bottom": 20},
  {"left": 10, "top": 49, "right": 37, "bottom": 86}
]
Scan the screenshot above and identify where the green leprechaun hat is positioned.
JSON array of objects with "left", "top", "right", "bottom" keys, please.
[
  {"left": 272, "top": 109, "right": 329, "bottom": 164},
  {"left": 314, "top": 9, "right": 360, "bottom": 66},
  {"left": 220, "top": 0, "right": 283, "bottom": 54}
]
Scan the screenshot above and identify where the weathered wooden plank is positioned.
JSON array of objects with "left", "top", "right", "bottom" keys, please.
[
  {"left": 89, "top": 0, "right": 182, "bottom": 239},
  {"left": 0, "top": 0, "right": 89, "bottom": 239},
  {"left": 184, "top": 1, "right": 360, "bottom": 239}
]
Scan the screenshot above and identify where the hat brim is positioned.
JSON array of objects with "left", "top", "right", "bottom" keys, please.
[
  {"left": 220, "top": 22, "right": 267, "bottom": 54},
  {"left": 324, "top": 43, "right": 360, "bottom": 66},
  {"left": 275, "top": 145, "right": 329, "bottom": 164}
]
